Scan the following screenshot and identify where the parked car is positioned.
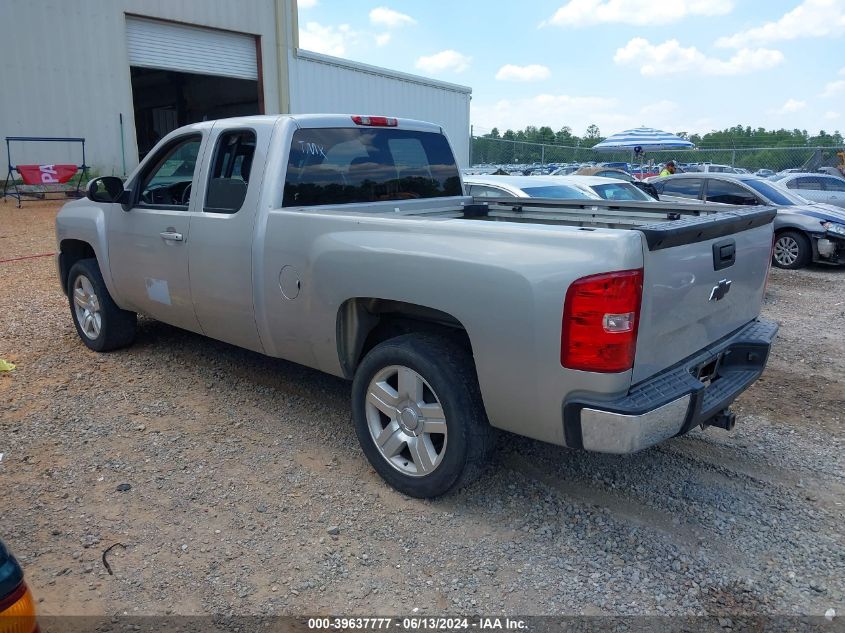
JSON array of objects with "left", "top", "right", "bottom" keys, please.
[
  {"left": 683, "top": 164, "right": 734, "bottom": 174},
  {"left": 768, "top": 172, "right": 845, "bottom": 208},
  {"left": 0, "top": 539, "right": 37, "bottom": 632},
  {"left": 754, "top": 169, "right": 775, "bottom": 178},
  {"left": 573, "top": 166, "right": 635, "bottom": 181},
  {"left": 770, "top": 168, "right": 804, "bottom": 180},
  {"left": 462, "top": 175, "right": 599, "bottom": 200},
  {"left": 648, "top": 173, "right": 845, "bottom": 269},
  {"left": 818, "top": 166, "right": 845, "bottom": 179},
  {"left": 464, "top": 174, "right": 655, "bottom": 203},
  {"left": 57, "top": 114, "right": 777, "bottom": 498},
  {"left": 549, "top": 165, "right": 580, "bottom": 176},
  {"left": 628, "top": 166, "right": 660, "bottom": 180}
]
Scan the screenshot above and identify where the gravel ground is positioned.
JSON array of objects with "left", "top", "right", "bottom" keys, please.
[{"left": 1, "top": 201, "right": 843, "bottom": 618}]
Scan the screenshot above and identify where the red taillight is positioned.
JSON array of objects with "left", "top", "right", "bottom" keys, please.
[
  {"left": 561, "top": 269, "right": 644, "bottom": 373},
  {"left": 351, "top": 115, "right": 398, "bottom": 127}
]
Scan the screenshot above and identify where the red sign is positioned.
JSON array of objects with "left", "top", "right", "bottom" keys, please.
[{"left": 16, "top": 164, "right": 79, "bottom": 185}]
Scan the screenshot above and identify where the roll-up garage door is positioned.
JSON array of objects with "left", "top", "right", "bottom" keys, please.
[{"left": 126, "top": 16, "right": 258, "bottom": 81}]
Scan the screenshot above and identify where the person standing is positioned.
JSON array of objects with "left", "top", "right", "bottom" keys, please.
[{"left": 659, "top": 160, "right": 677, "bottom": 177}]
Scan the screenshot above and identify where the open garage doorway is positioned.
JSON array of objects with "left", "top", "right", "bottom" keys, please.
[
  {"left": 125, "top": 16, "right": 263, "bottom": 160},
  {"left": 130, "top": 67, "right": 261, "bottom": 159}
]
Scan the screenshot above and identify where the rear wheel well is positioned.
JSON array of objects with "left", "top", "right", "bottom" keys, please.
[
  {"left": 337, "top": 299, "right": 472, "bottom": 378},
  {"left": 59, "top": 240, "right": 96, "bottom": 293}
]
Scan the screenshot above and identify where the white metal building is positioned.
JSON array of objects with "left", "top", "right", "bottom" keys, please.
[{"left": 0, "top": 0, "right": 471, "bottom": 179}]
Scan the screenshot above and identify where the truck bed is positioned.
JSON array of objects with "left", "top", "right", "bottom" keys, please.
[{"left": 460, "top": 196, "right": 771, "bottom": 231}]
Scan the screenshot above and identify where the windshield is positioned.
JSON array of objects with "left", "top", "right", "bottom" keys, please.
[
  {"left": 590, "top": 182, "right": 652, "bottom": 201},
  {"left": 742, "top": 179, "right": 809, "bottom": 206},
  {"left": 521, "top": 185, "right": 595, "bottom": 199}
]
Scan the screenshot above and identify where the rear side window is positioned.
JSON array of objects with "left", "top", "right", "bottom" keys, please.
[
  {"left": 521, "top": 185, "right": 594, "bottom": 199},
  {"left": 822, "top": 177, "right": 845, "bottom": 191},
  {"left": 705, "top": 180, "right": 759, "bottom": 205},
  {"left": 469, "top": 184, "right": 514, "bottom": 198},
  {"left": 283, "top": 128, "right": 462, "bottom": 207},
  {"left": 788, "top": 177, "right": 824, "bottom": 190},
  {"left": 591, "top": 183, "right": 651, "bottom": 201},
  {"left": 205, "top": 130, "right": 256, "bottom": 213},
  {"left": 661, "top": 178, "right": 703, "bottom": 200}
]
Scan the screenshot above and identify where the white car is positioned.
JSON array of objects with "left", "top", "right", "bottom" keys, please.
[
  {"left": 462, "top": 175, "right": 599, "bottom": 200},
  {"left": 771, "top": 172, "right": 845, "bottom": 208},
  {"left": 684, "top": 164, "right": 735, "bottom": 174},
  {"left": 463, "top": 175, "right": 654, "bottom": 202}
]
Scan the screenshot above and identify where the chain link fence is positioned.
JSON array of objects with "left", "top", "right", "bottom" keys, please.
[{"left": 470, "top": 136, "right": 845, "bottom": 175}]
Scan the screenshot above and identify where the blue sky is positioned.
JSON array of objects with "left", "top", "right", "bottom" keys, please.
[{"left": 297, "top": 0, "right": 844, "bottom": 138}]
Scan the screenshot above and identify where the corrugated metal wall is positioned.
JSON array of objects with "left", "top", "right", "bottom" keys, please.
[
  {"left": 0, "top": 0, "right": 280, "bottom": 176},
  {"left": 289, "top": 50, "right": 472, "bottom": 167}
]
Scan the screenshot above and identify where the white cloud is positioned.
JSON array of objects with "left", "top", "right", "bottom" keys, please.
[
  {"left": 298, "top": 0, "right": 318, "bottom": 8},
  {"left": 542, "top": 0, "right": 733, "bottom": 27},
  {"left": 776, "top": 99, "right": 807, "bottom": 114},
  {"left": 495, "top": 64, "right": 551, "bottom": 82},
  {"left": 369, "top": 7, "right": 416, "bottom": 28},
  {"left": 824, "top": 111, "right": 841, "bottom": 120},
  {"left": 717, "top": 0, "right": 845, "bottom": 48},
  {"left": 415, "top": 50, "right": 471, "bottom": 74},
  {"left": 299, "top": 22, "right": 358, "bottom": 56},
  {"left": 614, "top": 38, "right": 784, "bottom": 76},
  {"left": 822, "top": 79, "right": 845, "bottom": 97},
  {"left": 375, "top": 33, "right": 392, "bottom": 46}
]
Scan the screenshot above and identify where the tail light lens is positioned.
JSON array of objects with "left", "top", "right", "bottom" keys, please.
[
  {"left": 0, "top": 583, "right": 37, "bottom": 633},
  {"left": 351, "top": 115, "right": 398, "bottom": 127},
  {"left": 561, "top": 269, "right": 644, "bottom": 373}
]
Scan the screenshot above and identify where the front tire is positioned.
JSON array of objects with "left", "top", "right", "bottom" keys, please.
[
  {"left": 351, "top": 333, "right": 494, "bottom": 498},
  {"left": 773, "top": 230, "right": 811, "bottom": 269},
  {"left": 67, "top": 258, "right": 137, "bottom": 352}
]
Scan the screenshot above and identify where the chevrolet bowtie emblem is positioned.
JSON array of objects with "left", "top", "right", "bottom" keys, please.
[{"left": 709, "top": 279, "right": 732, "bottom": 302}]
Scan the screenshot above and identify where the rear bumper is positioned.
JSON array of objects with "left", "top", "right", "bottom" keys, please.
[{"left": 563, "top": 319, "right": 778, "bottom": 453}]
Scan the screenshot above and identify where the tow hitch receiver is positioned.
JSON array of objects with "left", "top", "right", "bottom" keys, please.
[{"left": 707, "top": 409, "right": 736, "bottom": 431}]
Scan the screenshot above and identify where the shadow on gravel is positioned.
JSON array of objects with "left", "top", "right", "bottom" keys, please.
[{"left": 126, "top": 316, "right": 840, "bottom": 589}]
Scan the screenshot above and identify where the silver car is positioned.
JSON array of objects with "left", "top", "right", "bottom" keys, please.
[
  {"left": 649, "top": 173, "right": 845, "bottom": 269},
  {"left": 462, "top": 175, "right": 654, "bottom": 202},
  {"left": 462, "top": 175, "right": 599, "bottom": 199},
  {"left": 770, "top": 173, "right": 845, "bottom": 208}
]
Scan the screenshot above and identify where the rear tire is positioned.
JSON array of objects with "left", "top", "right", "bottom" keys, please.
[
  {"left": 772, "top": 230, "right": 811, "bottom": 270},
  {"left": 67, "top": 258, "right": 137, "bottom": 352},
  {"left": 351, "top": 333, "right": 494, "bottom": 498}
]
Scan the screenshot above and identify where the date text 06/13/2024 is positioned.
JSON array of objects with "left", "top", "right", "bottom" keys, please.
[{"left": 306, "top": 617, "right": 528, "bottom": 630}]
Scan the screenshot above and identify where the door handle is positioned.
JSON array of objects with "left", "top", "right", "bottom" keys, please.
[{"left": 160, "top": 231, "right": 184, "bottom": 242}]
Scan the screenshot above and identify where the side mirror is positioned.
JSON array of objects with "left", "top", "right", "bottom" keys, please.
[
  {"left": 87, "top": 176, "right": 125, "bottom": 203},
  {"left": 633, "top": 181, "right": 660, "bottom": 200}
]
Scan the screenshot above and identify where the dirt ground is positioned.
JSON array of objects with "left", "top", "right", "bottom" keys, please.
[{"left": 1, "top": 200, "right": 843, "bottom": 618}]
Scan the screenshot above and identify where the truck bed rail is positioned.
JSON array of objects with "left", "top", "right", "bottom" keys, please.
[{"left": 470, "top": 197, "right": 777, "bottom": 251}]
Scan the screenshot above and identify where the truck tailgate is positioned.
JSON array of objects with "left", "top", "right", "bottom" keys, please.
[{"left": 632, "top": 208, "right": 775, "bottom": 384}]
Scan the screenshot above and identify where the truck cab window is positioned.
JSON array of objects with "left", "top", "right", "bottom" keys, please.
[
  {"left": 138, "top": 135, "right": 202, "bottom": 208},
  {"left": 283, "top": 128, "right": 462, "bottom": 207},
  {"left": 204, "top": 130, "right": 257, "bottom": 213}
]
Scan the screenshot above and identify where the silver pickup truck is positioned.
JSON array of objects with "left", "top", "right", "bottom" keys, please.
[{"left": 56, "top": 114, "right": 778, "bottom": 498}]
